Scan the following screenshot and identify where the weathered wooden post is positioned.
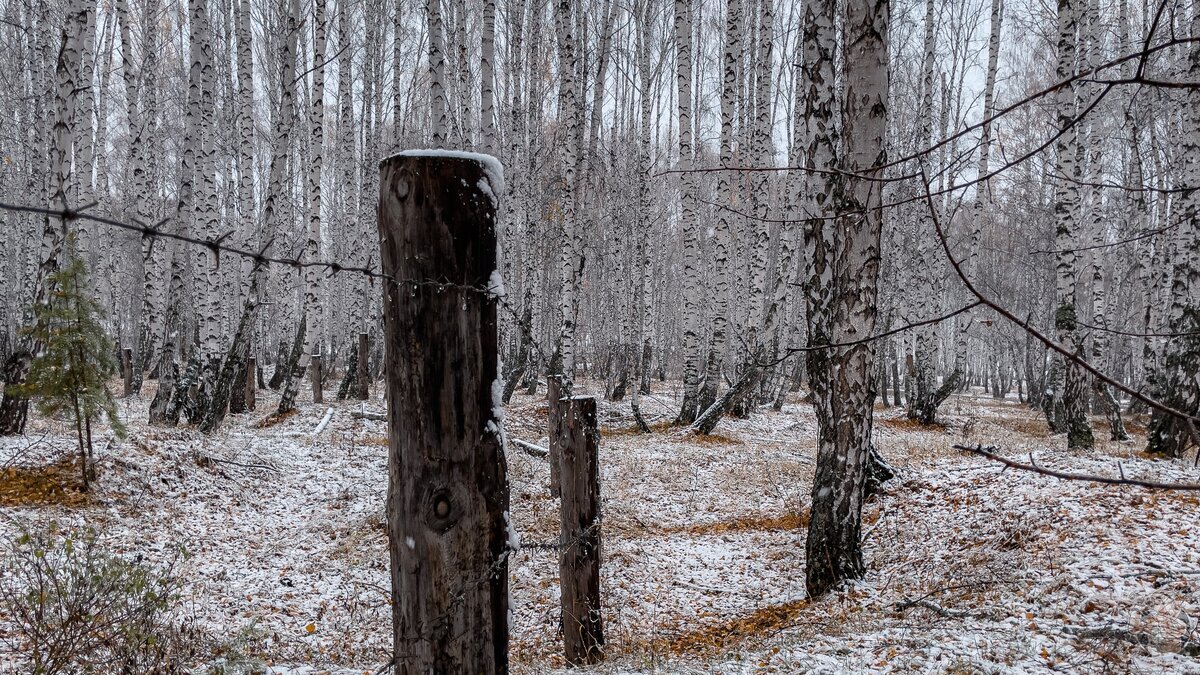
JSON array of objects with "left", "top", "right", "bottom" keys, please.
[
  {"left": 557, "top": 395, "right": 604, "bottom": 665},
  {"left": 310, "top": 353, "right": 323, "bottom": 403},
  {"left": 121, "top": 348, "right": 133, "bottom": 396},
  {"left": 246, "top": 356, "right": 257, "bottom": 411},
  {"left": 378, "top": 151, "right": 509, "bottom": 673},
  {"left": 356, "top": 332, "right": 369, "bottom": 400}
]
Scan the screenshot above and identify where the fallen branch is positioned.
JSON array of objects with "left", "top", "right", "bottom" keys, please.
[
  {"left": 312, "top": 407, "right": 334, "bottom": 435},
  {"left": 1061, "top": 624, "right": 1152, "bottom": 646},
  {"left": 894, "top": 598, "right": 973, "bottom": 619},
  {"left": 352, "top": 410, "right": 387, "bottom": 421},
  {"left": 510, "top": 438, "right": 549, "bottom": 460},
  {"left": 955, "top": 444, "right": 1200, "bottom": 490}
]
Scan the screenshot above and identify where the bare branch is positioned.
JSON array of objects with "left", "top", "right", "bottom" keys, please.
[{"left": 955, "top": 445, "right": 1200, "bottom": 491}]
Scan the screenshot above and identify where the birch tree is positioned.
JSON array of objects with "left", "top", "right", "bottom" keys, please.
[
  {"left": 674, "top": 0, "right": 701, "bottom": 425},
  {"left": 1047, "top": 0, "right": 1094, "bottom": 449},
  {"left": 1146, "top": 7, "right": 1200, "bottom": 458},
  {"left": 805, "top": 0, "right": 890, "bottom": 598}
]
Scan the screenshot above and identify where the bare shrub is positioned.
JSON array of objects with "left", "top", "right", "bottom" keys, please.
[{"left": 0, "top": 520, "right": 189, "bottom": 673}]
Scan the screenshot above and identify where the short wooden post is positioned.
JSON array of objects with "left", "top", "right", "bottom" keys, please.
[
  {"left": 547, "top": 375, "right": 562, "bottom": 498},
  {"left": 310, "top": 354, "right": 323, "bottom": 403},
  {"left": 246, "top": 356, "right": 257, "bottom": 411},
  {"left": 356, "top": 332, "right": 369, "bottom": 400},
  {"left": 378, "top": 151, "right": 508, "bottom": 672},
  {"left": 121, "top": 348, "right": 133, "bottom": 397},
  {"left": 557, "top": 395, "right": 604, "bottom": 665}
]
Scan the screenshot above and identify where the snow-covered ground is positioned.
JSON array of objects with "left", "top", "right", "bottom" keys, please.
[{"left": 2, "top": 382, "right": 1198, "bottom": 674}]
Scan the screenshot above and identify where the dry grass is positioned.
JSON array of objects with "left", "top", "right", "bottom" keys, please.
[
  {"left": 987, "top": 413, "right": 1051, "bottom": 438},
  {"left": 601, "top": 420, "right": 674, "bottom": 437},
  {"left": 877, "top": 415, "right": 947, "bottom": 431},
  {"left": 0, "top": 456, "right": 91, "bottom": 506},
  {"left": 665, "top": 511, "right": 810, "bottom": 536},
  {"left": 650, "top": 599, "right": 810, "bottom": 657},
  {"left": 254, "top": 408, "right": 298, "bottom": 428},
  {"left": 689, "top": 432, "right": 744, "bottom": 446}
]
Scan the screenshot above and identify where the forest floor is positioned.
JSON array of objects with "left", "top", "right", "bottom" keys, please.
[{"left": 1, "top": 379, "right": 1199, "bottom": 674}]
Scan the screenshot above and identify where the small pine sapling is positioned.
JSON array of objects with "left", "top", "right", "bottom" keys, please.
[{"left": 16, "top": 247, "right": 126, "bottom": 490}]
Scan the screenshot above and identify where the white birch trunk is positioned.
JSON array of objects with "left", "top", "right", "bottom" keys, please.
[
  {"left": 675, "top": 0, "right": 702, "bottom": 424},
  {"left": 696, "top": 0, "right": 741, "bottom": 415},
  {"left": 1050, "top": 0, "right": 1094, "bottom": 449},
  {"left": 805, "top": 0, "right": 890, "bottom": 598}
]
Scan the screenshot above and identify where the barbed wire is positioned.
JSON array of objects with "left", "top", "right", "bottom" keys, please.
[
  {"left": 0, "top": 196, "right": 558, "bottom": 374},
  {"left": 0, "top": 200, "right": 400, "bottom": 286}
]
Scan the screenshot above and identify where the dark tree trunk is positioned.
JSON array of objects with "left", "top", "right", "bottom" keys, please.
[
  {"left": 336, "top": 338, "right": 358, "bottom": 400},
  {"left": 244, "top": 356, "right": 257, "bottom": 412},
  {"left": 310, "top": 353, "right": 323, "bottom": 404},
  {"left": 692, "top": 359, "right": 761, "bottom": 435},
  {"left": 639, "top": 341, "right": 652, "bottom": 395},
  {"left": 201, "top": 293, "right": 259, "bottom": 432},
  {"left": 268, "top": 338, "right": 288, "bottom": 389},
  {"left": 502, "top": 304, "right": 532, "bottom": 403},
  {"left": 0, "top": 350, "right": 31, "bottom": 435},
  {"left": 121, "top": 347, "right": 133, "bottom": 396},
  {"left": 275, "top": 320, "right": 307, "bottom": 414},
  {"left": 378, "top": 152, "right": 509, "bottom": 673},
  {"left": 357, "top": 332, "right": 369, "bottom": 400}
]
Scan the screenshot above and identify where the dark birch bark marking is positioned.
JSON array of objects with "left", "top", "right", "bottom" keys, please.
[
  {"left": 121, "top": 347, "right": 133, "bottom": 396},
  {"left": 547, "top": 375, "right": 562, "bottom": 498},
  {"left": 246, "top": 356, "right": 256, "bottom": 411},
  {"left": 311, "top": 354, "right": 323, "bottom": 403},
  {"left": 378, "top": 152, "right": 509, "bottom": 674},
  {"left": 357, "top": 332, "right": 369, "bottom": 400},
  {"left": 556, "top": 395, "right": 603, "bottom": 665}
]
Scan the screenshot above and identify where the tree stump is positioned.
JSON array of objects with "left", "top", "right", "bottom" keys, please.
[
  {"left": 556, "top": 395, "right": 604, "bottom": 665},
  {"left": 378, "top": 151, "right": 509, "bottom": 673}
]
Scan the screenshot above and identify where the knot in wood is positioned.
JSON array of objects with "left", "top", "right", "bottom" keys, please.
[{"left": 424, "top": 486, "right": 461, "bottom": 533}]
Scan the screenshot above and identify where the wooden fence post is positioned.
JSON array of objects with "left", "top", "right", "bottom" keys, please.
[
  {"left": 357, "top": 332, "right": 369, "bottom": 400},
  {"left": 378, "top": 151, "right": 509, "bottom": 672},
  {"left": 557, "top": 395, "right": 604, "bottom": 665},
  {"left": 311, "top": 353, "right": 323, "bottom": 403},
  {"left": 246, "top": 356, "right": 256, "bottom": 411},
  {"left": 121, "top": 348, "right": 133, "bottom": 397}
]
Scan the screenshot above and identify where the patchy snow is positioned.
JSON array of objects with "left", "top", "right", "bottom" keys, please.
[
  {"left": 1, "top": 384, "right": 1198, "bottom": 673},
  {"left": 384, "top": 149, "right": 505, "bottom": 197},
  {"left": 488, "top": 269, "right": 507, "bottom": 299}
]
